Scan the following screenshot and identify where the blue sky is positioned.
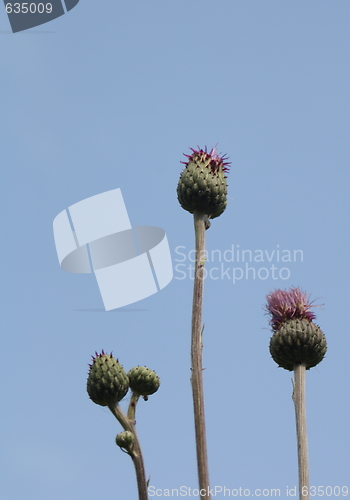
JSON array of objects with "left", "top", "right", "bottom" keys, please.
[{"left": 1, "top": 1, "right": 349, "bottom": 499}]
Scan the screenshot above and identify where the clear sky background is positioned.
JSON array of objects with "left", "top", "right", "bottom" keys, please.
[{"left": 1, "top": 1, "right": 349, "bottom": 499}]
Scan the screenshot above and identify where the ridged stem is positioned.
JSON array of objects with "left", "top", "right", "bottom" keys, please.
[
  {"left": 292, "top": 363, "right": 309, "bottom": 500},
  {"left": 108, "top": 402, "right": 148, "bottom": 500},
  {"left": 191, "top": 212, "right": 211, "bottom": 500}
]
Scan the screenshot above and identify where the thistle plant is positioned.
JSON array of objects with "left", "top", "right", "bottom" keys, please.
[
  {"left": 177, "top": 146, "right": 230, "bottom": 500},
  {"left": 265, "top": 288, "right": 327, "bottom": 500},
  {"left": 87, "top": 351, "right": 160, "bottom": 500}
]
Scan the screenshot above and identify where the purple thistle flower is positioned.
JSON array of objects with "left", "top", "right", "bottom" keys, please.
[{"left": 265, "top": 287, "right": 317, "bottom": 330}]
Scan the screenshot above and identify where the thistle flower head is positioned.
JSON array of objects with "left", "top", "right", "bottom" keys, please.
[
  {"left": 127, "top": 366, "right": 160, "bottom": 401},
  {"left": 177, "top": 145, "right": 230, "bottom": 219},
  {"left": 87, "top": 350, "right": 129, "bottom": 406},
  {"left": 265, "top": 287, "right": 317, "bottom": 330},
  {"left": 265, "top": 287, "right": 326, "bottom": 370},
  {"left": 116, "top": 431, "right": 135, "bottom": 453}
]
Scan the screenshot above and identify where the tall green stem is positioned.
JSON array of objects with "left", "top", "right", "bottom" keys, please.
[
  {"left": 109, "top": 401, "right": 148, "bottom": 500},
  {"left": 191, "top": 212, "right": 211, "bottom": 500},
  {"left": 292, "top": 363, "right": 309, "bottom": 500}
]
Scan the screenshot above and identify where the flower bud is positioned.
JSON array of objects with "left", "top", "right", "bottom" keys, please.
[
  {"left": 116, "top": 431, "right": 135, "bottom": 452},
  {"left": 87, "top": 351, "right": 129, "bottom": 406},
  {"left": 127, "top": 366, "right": 160, "bottom": 400},
  {"left": 177, "top": 146, "right": 230, "bottom": 219}
]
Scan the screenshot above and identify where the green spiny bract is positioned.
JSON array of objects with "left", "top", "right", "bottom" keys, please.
[
  {"left": 269, "top": 318, "right": 327, "bottom": 371},
  {"left": 127, "top": 366, "right": 160, "bottom": 400},
  {"left": 116, "top": 431, "right": 135, "bottom": 452},
  {"left": 87, "top": 351, "right": 129, "bottom": 406},
  {"left": 177, "top": 147, "right": 230, "bottom": 219}
]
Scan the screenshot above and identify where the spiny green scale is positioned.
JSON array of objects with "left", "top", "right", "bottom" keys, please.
[
  {"left": 177, "top": 148, "right": 229, "bottom": 219},
  {"left": 116, "top": 431, "right": 135, "bottom": 451},
  {"left": 127, "top": 366, "right": 160, "bottom": 399},
  {"left": 87, "top": 352, "right": 129, "bottom": 406},
  {"left": 269, "top": 319, "right": 327, "bottom": 371}
]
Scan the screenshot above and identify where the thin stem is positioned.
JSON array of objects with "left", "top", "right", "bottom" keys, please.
[
  {"left": 109, "top": 402, "right": 148, "bottom": 500},
  {"left": 191, "top": 212, "right": 211, "bottom": 500},
  {"left": 292, "top": 363, "right": 309, "bottom": 500},
  {"left": 127, "top": 392, "right": 141, "bottom": 422}
]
